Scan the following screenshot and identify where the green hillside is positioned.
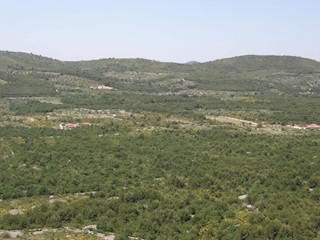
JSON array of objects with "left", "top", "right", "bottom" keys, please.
[
  {"left": 1, "top": 51, "right": 320, "bottom": 94},
  {"left": 202, "top": 55, "right": 320, "bottom": 73},
  {"left": 0, "top": 51, "right": 320, "bottom": 123},
  {"left": 0, "top": 51, "right": 62, "bottom": 70},
  {"left": 0, "top": 51, "right": 320, "bottom": 239}
]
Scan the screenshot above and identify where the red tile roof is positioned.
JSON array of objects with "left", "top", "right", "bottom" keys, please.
[{"left": 306, "top": 124, "right": 320, "bottom": 129}]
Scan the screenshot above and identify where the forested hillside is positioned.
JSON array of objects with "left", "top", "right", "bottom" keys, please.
[{"left": 0, "top": 51, "right": 319, "bottom": 239}]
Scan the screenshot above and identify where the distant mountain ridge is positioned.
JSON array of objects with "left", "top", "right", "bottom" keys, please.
[
  {"left": 1, "top": 50, "right": 320, "bottom": 73},
  {"left": 0, "top": 50, "right": 320, "bottom": 97},
  {"left": 0, "top": 51, "right": 61, "bottom": 69},
  {"left": 185, "top": 61, "right": 201, "bottom": 65},
  {"left": 203, "top": 55, "right": 320, "bottom": 73}
]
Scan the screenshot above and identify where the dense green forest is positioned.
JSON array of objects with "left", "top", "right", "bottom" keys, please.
[{"left": 0, "top": 51, "right": 319, "bottom": 239}]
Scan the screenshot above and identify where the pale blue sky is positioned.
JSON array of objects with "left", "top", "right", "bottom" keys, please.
[{"left": 0, "top": 0, "right": 319, "bottom": 62}]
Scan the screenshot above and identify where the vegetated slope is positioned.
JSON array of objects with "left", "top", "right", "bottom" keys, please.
[
  {"left": 1, "top": 51, "right": 320, "bottom": 239},
  {"left": 0, "top": 51, "right": 63, "bottom": 97},
  {"left": 63, "top": 54, "right": 320, "bottom": 93},
  {"left": 201, "top": 55, "right": 320, "bottom": 73},
  {"left": 188, "top": 55, "right": 320, "bottom": 92},
  {"left": 59, "top": 55, "right": 320, "bottom": 93},
  {"left": 1, "top": 51, "right": 319, "bottom": 93},
  {"left": 0, "top": 117, "right": 319, "bottom": 239},
  {"left": 1, "top": 51, "right": 320, "bottom": 123},
  {"left": 0, "top": 51, "right": 62, "bottom": 71}
]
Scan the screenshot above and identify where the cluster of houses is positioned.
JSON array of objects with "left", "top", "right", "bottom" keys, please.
[
  {"left": 305, "top": 124, "right": 320, "bottom": 130},
  {"left": 58, "top": 120, "right": 320, "bottom": 131},
  {"left": 59, "top": 122, "right": 92, "bottom": 130},
  {"left": 90, "top": 85, "right": 113, "bottom": 90},
  {"left": 289, "top": 123, "right": 320, "bottom": 130}
]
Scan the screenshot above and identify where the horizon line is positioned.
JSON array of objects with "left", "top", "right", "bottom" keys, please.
[{"left": 1, "top": 49, "right": 320, "bottom": 64}]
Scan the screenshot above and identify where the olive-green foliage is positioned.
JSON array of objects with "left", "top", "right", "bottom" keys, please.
[
  {"left": 1, "top": 51, "right": 320, "bottom": 239},
  {"left": 9, "top": 100, "right": 61, "bottom": 115},
  {"left": 0, "top": 121, "right": 319, "bottom": 239}
]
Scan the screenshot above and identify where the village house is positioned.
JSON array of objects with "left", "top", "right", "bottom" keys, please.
[
  {"left": 59, "top": 123, "right": 79, "bottom": 130},
  {"left": 306, "top": 123, "right": 320, "bottom": 129},
  {"left": 90, "top": 85, "right": 113, "bottom": 90},
  {"left": 97, "top": 85, "right": 113, "bottom": 90},
  {"left": 306, "top": 124, "right": 320, "bottom": 130}
]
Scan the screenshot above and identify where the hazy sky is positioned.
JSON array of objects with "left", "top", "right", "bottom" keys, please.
[{"left": 1, "top": 0, "right": 319, "bottom": 62}]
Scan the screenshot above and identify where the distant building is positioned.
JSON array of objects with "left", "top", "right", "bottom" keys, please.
[
  {"left": 306, "top": 124, "right": 320, "bottom": 129},
  {"left": 65, "top": 123, "right": 79, "bottom": 129},
  {"left": 291, "top": 125, "right": 303, "bottom": 130},
  {"left": 60, "top": 123, "right": 79, "bottom": 130},
  {"left": 90, "top": 85, "right": 113, "bottom": 90},
  {"left": 97, "top": 85, "right": 113, "bottom": 90}
]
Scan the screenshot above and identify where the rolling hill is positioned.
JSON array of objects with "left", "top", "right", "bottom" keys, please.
[
  {"left": 1, "top": 51, "right": 320, "bottom": 95},
  {"left": 0, "top": 51, "right": 320, "bottom": 239}
]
